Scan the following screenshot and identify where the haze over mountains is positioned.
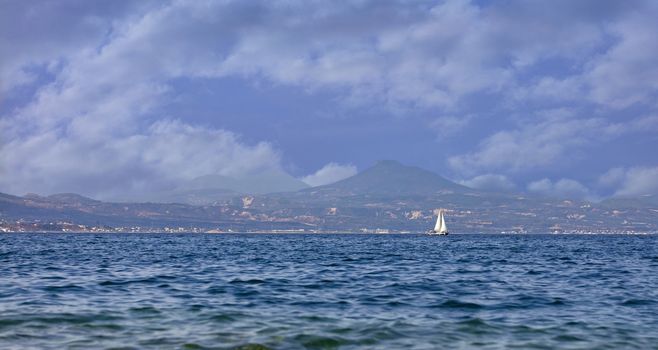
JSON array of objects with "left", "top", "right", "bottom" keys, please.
[
  {"left": 304, "top": 160, "right": 470, "bottom": 196},
  {"left": 130, "top": 170, "right": 309, "bottom": 205},
  {"left": 1, "top": 160, "right": 656, "bottom": 233},
  {"left": 107, "top": 160, "right": 471, "bottom": 204}
]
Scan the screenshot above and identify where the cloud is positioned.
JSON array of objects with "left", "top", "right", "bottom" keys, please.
[
  {"left": 0, "top": 1, "right": 156, "bottom": 94},
  {"left": 431, "top": 115, "right": 473, "bottom": 138},
  {"left": 3, "top": 1, "right": 657, "bottom": 111},
  {"left": 585, "top": 3, "right": 658, "bottom": 108},
  {"left": 0, "top": 119, "right": 280, "bottom": 199},
  {"left": 213, "top": 0, "right": 506, "bottom": 108},
  {"left": 508, "top": 1, "right": 658, "bottom": 109},
  {"left": 2, "top": 0, "right": 634, "bottom": 110},
  {"left": 1, "top": 0, "right": 658, "bottom": 199},
  {"left": 448, "top": 110, "right": 658, "bottom": 176},
  {"left": 527, "top": 178, "right": 592, "bottom": 200},
  {"left": 448, "top": 113, "right": 604, "bottom": 175},
  {"left": 598, "top": 167, "right": 627, "bottom": 189},
  {"left": 460, "top": 174, "right": 515, "bottom": 192},
  {"left": 0, "top": 1, "right": 287, "bottom": 199},
  {"left": 599, "top": 166, "right": 658, "bottom": 197},
  {"left": 302, "top": 163, "right": 357, "bottom": 187}
]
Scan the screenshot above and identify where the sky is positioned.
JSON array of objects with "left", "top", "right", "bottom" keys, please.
[{"left": 1, "top": 0, "right": 658, "bottom": 201}]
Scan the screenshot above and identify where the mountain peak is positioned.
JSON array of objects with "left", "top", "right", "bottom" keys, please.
[{"left": 312, "top": 160, "right": 470, "bottom": 195}]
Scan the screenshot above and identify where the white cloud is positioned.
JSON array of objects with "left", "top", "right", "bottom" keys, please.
[
  {"left": 448, "top": 113, "right": 606, "bottom": 176},
  {"left": 598, "top": 167, "right": 626, "bottom": 189},
  {"left": 1, "top": 0, "right": 658, "bottom": 199},
  {"left": 460, "top": 174, "right": 515, "bottom": 192},
  {"left": 3, "top": 1, "right": 656, "bottom": 111},
  {"left": 0, "top": 1, "right": 288, "bottom": 199},
  {"left": 527, "top": 178, "right": 592, "bottom": 200},
  {"left": 0, "top": 119, "right": 280, "bottom": 199},
  {"left": 431, "top": 115, "right": 473, "bottom": 137},
  {"left": 599, "top": 166, "right": 658, "bottom": 197},
  {"left": 585, "top": 4, "right": 658, "bottom": 108},
  {"left": 0, "top": 1, "right": 155, "bottom": 94},
  {"left": 302, "top": 163, "right": 357, "bottom": 187},
  {"left": 513, "top": 76, "right": 584, "bottom": 104},
  {"left": 509, "top": 2, "right": 658, "bottom": 109},
  {"left": 448, "top": 110, "right": 658, "bottom": 176}
]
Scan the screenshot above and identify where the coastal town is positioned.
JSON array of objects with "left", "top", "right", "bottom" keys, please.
[{"left": 2, "top": 197, "right": 655, "bottom": 234}]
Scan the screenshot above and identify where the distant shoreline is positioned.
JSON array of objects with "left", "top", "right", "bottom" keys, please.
[{"left": 2, "top": 230, "right": 655, "bottom": 235}]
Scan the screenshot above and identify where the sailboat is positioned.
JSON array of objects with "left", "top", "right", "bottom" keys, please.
[{"left": 428, "top": 209, "right": 449, "bottom": 235}]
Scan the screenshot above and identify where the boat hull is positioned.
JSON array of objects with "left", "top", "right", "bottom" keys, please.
[{"left": 426, "top": 230, "right": 448, "bottom": 235}]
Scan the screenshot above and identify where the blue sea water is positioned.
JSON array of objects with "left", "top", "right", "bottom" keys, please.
[{"left": 1, "top": 233, "right": 657, "bottom": 349}]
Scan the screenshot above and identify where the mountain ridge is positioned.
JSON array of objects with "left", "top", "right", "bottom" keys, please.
[
  {"left": 1, "top": 161, "right": 657, "bottom": 233},
  {"left": 304, "top": 160, "right": 472, "bottom": 195}
]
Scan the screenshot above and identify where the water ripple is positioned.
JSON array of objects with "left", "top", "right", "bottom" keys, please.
[{"left": 0, "top": 233, "right": 657, "bottom": 349}]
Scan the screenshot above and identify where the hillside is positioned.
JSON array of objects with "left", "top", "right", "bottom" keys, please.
[
  {"left": 120, "top": 170, "right": 309, "bottom": 205},
  {"left": 1, "top": 161, "right": 657, "bottom": 233}
]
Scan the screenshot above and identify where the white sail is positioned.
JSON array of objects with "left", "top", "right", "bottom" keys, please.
[
  {"left": 430, "top": 209, "right": 448, "bottom": 234},
  {"left": 433, "top": 211, "right": 442, "bottom": 231},
  {"left": 438, "top": 210, "right": 448, "bottom": 234}
]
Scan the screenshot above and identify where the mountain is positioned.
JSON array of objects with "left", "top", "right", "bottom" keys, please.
[
  {"left": 599, "top": 194, "right": 658, "bottom": 208},
  {"left": 305, "top": 160, "right": 471, "bottom": 196},
  {"left": 127, "top": 170, "right": 309, "bottom": 205},
  {"left": 0, "top": 192, "right": 107, "bottom": 224},
  {"left": 2, "top": 161, "right": 657, "bottom": 233},
  {"left": 145, "top": 188, "right": 239, "bottom": 206},
  {"left": 182, "top": 170, "right": 309, "bottom": 194},
  {"left": 0, "top": 191, "right": 271, "bottom": 230},
  {"left": 42, "top": 193, "right": 102, "bottom": 206}
]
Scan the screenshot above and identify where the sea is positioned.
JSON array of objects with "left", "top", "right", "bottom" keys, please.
[{"left": 1, "top": 233, "right": 657, "bottom": 349}]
